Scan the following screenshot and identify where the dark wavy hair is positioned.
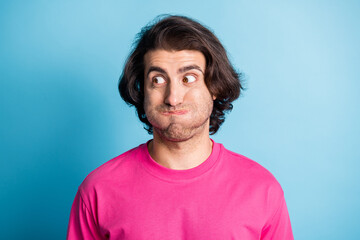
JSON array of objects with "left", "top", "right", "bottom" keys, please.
[{"left": 119, "top": 15, "right": 243, "bottom": 135}]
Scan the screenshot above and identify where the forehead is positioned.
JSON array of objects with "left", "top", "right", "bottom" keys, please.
[{"left": 144, "top": 49, "right": 206, "bottom": 71}]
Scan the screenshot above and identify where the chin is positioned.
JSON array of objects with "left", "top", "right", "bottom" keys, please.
[{"left": 154, "top": 123, "right": 204, "bottom": 142}]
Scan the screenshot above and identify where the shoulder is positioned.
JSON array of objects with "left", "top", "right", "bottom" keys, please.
[
  {"left": 219, "top": 144, "right": 284, "bottom": 195},
  {"left": 78, "top": 143, "right": 146, "bottom": 196}
]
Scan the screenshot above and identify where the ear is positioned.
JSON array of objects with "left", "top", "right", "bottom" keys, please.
[{"left": 212, "top": 95, "right": 217, "bottom": 100}]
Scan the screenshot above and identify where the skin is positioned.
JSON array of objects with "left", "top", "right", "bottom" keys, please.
[{"left": 143, "top": 49, "right": 216, "bottom": 170}]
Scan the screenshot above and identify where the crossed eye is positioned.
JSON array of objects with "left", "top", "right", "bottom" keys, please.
[
  {"left": 183, "top": 75, "right": 196, "bottom": 83},
  {"left": 153, "top": 76, "right": 166, "bottom": 84},
  {"left": 152, "top": 75, "right": 196, "bottom": 84}
]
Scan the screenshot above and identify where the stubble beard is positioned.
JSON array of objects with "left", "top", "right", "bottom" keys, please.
[
  {"left": 154, "top": 117, "right": 209, "bottom": 142},
  {"left": 146, "top": 102, "right": 213, "bottom": 142}
]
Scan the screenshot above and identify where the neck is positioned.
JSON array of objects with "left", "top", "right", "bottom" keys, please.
[{"left": 148, "top": 131, "right": 213, "bottom": 170}]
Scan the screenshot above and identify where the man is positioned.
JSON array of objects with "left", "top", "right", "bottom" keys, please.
[{"left": 67, "top": 15, "right": 293, "bottom": 239}]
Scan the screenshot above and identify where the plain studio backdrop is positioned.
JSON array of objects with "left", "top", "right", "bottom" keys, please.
[{"left": 1, "top": 0, "right": 359, "bottom": 239}]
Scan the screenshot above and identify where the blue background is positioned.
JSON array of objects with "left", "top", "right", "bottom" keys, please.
[{"left": 1, "top": 1, "right": 359, "bottom": 239}]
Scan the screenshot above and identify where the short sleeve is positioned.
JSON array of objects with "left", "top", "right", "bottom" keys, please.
[
  {"left": 260, "top": 195, "right": 294, "bottom": 240},
  {"left": 66, "top": 191, "right": 103, "bottom": 240}
]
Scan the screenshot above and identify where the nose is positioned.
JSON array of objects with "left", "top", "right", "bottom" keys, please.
[{"left": 164, "top": 81, "right": 184, "bottom": 106}]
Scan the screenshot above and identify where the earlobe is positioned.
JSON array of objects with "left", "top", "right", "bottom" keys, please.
[{"left": 212, "top": 95, "right": 217, "bottom": 100}]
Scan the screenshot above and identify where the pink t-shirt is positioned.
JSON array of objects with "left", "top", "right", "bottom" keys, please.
[{"left": 67, "top": 141, "right": 293, "bottom": 239}]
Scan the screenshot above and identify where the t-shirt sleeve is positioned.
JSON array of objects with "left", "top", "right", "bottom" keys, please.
[
  {"left": 260, "top": 194, "right": 294, "bottom": 240},
  {"left": 66, "top": 191, "right": 103, "bottom": 240}
]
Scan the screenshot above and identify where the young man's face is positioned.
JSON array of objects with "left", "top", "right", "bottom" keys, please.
[{"left": 143, "top": 49, "right": 215, "bottom": 141}]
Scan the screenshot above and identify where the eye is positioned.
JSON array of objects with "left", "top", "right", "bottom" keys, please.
[
  {"left": 183, "top": 75, "right": 196, "bottom": 83},
  {"left": 152, "top": 76, "right": 166, "bottom": 84}
]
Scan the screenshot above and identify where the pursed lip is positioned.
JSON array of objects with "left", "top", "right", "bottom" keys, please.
[{"left": 161, "top": 110, "right": 188, "bottom": 115}]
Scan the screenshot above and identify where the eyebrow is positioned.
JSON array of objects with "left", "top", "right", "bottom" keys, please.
[
  {"left": 146, "top": 65, "right": 204, "bottom": 77},
  {"left": 146, "top": 66, "right": 166, "bottom": 77},
  {"left": 178, "top": 65, "right": 204, "bottom": 75}
]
